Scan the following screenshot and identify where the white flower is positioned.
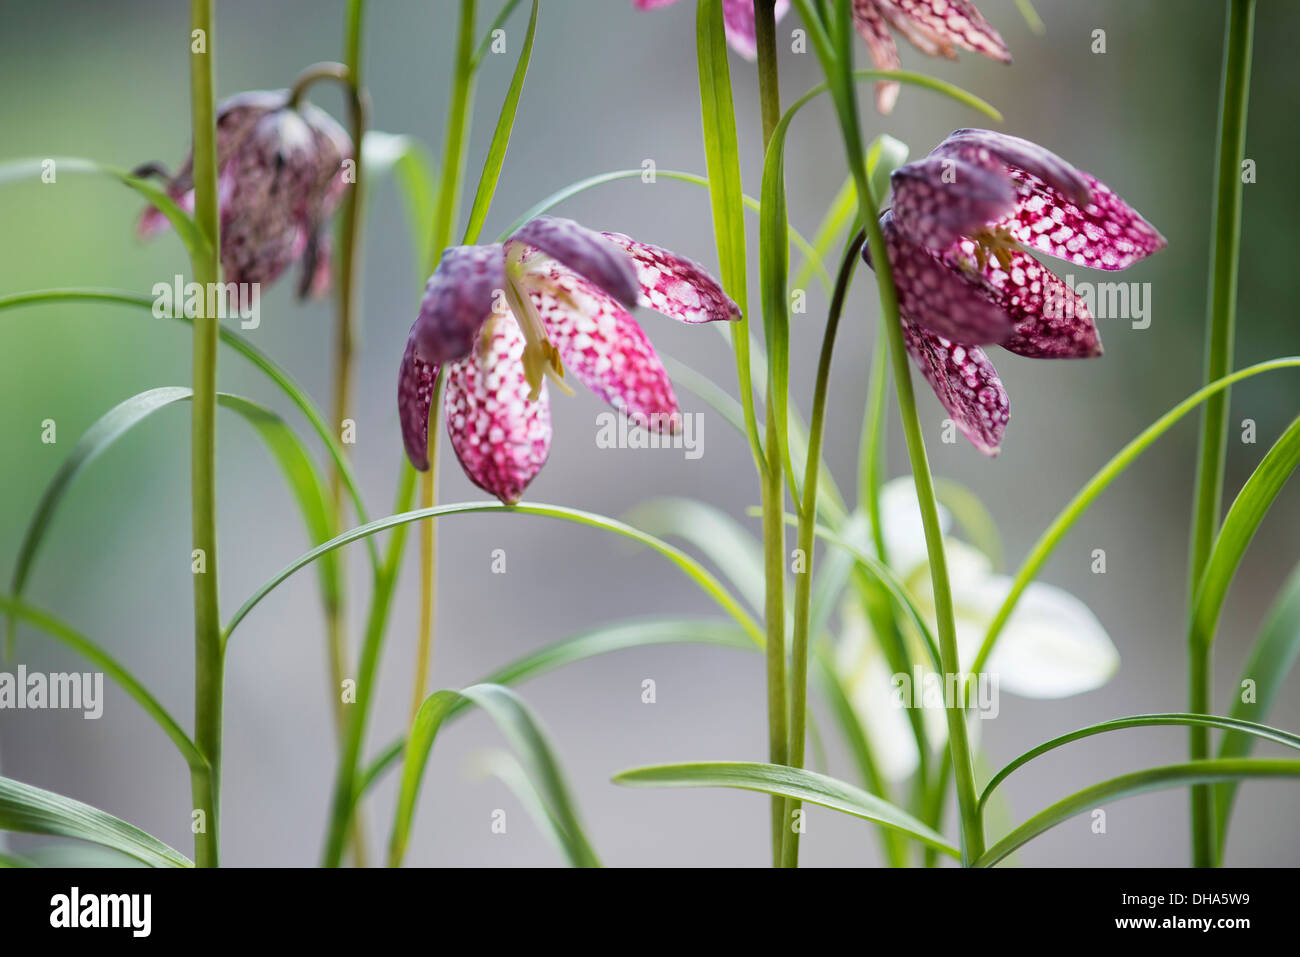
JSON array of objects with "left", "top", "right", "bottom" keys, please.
[{"left": 835, "top": 479, "right": 1119, "bottom": 781}]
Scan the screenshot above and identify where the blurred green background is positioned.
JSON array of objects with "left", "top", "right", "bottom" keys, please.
[{"left": 0, "top": 0, "right": 1297, "bottom": 866}]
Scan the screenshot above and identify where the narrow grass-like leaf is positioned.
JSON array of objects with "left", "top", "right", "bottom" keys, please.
[
  {"left": 625, "top": 498, "right": 766, "bottom": 615},
  {"left": 0, "top": 157, "right": 209, "bottom": 265},
  {"left": 980, "top": 713, "right": 1300, "bottom": 811},
  {"left": 612, "top": 761, "right": 959, "bottom": 858},
  {"left": 1215, "top": 561, "right": 1300, "bottom": 850},
  {"left": 389, "top": 683, "right": 598, "bottom": 867},
  {"left": 975, "top": 759, "right": 1300, "bottom": 867},
  {"left": 461, "top": 0, "right": 537, "bottom": 245},
  {"left": 356, "top": 617, "right": 754, "bottom": 796},
  {"left": 225, "top": 502, "right": 764, "bottom": 646},
  {"left": 0, "top": 289, "right": 375, "bottom": 571},
  {"left": 472, "top": 0, "right": 526, "bottom": 68},
  {"left": 363, "top": 132, "right": 439, "bottom": 280},
  {"left": 0, "top": 776, "right": 192, "bottom": 868},
  {"left": 473, "top": 749, "right": 586, "bottom": 866},
  {"left": 5, "top": 387, "right": 345, "bottom": 652},
  {"left": 973, "top": 358, "right": 1300, "bottom": 675},
  {"left": 1191, "top": 415, "right": 1300, "bottom": 651},
  {"left": 0, "top": 594, "right": 202, "bottom": 769}
]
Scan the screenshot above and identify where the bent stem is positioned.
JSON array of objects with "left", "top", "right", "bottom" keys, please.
[
  {"left": 783, "top": 228, "right": 865, "bottom": 868},
  {"left": 755, "top": 0, "right": 790, "bottom": 868},
  {"left": 187, "top": 0, "right": 222, "bottom": 869},
  {"left": 1187, "top": 0, "right": 1255, "bottom": 868}
]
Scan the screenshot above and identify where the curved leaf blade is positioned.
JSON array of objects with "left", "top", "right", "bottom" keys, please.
[
  {"left": 0, "top": 775, "right": 191, "bottom": 868},
  {"left": 389, "top": 683, "right": 598, "bottom": 867},
  {"left": 612, "top": 761, "right": 959, "bottom": 858}
]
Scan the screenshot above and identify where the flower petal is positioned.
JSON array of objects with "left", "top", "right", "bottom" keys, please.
[
  {"left": 599, "top": 232, "right": 741, "bottom": 324},
  {"left": 874, "top": 212, "right": 1016, "bottom": 345},
  {"left": 903, "top": 321, "right": 1009, "bottom": 455},
  {"left": 979, "top": 578, "right": 1120, "bottom": 698},
  {"left": 935, "top": 129, "right": 1091, "bottom": 207},
  {"left": 952, "top": 243, "right": 1102, "bottom": 359},
  {"left": 889, "top": 155, "right": 1017, "bottom": 250},
  {"left": 444, "top": 319, "right": 552, "bottom": 505},
  {"left": 851, "top": 0, "right": 903, "bottom": 114},
  {"left": 1000, "top": 168, "right": 1168, "bottom": 271},
  {"left": 878, "top": 476, "right": 952, "bottom": 577},
  {"left": 411, "top": 244, "right": 506, "bottom": 367},
  {"left": 508, "top": 216, "right": 639, "bottom": 310},
  {"left": 397, "top": 332, "right": 439, "bottom": 472},
  {"left": 878, "top": 0, "right": 1011, "bottom": 62},
  {"left": 528, "top": 262, "right": 681, "bottom": 426}
]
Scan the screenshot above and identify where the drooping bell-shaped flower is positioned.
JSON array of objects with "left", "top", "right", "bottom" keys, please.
[
  {"left": 866, "top": 129, "right": 1166, "bottom": 455},
  {"left": 398, "top": 216, "right": 740, "bottom": 504},
  {"left": 138, "top": 90, "right": 352, "bottom": 296},
  {"left": 851, "top": 0, "right": 1011, "bottom": 113},
  {"left": 834, "top": 479, "right": 1120, "bottom": 781},
  {"left": 632, "top": 0, "right": 789, "bottom": 59}
]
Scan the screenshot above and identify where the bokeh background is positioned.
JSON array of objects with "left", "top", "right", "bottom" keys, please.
[{"left": 1, "top": 0, "right": 1297, "bottom": 867}]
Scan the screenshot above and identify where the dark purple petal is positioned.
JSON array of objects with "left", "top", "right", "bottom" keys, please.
[
  {"left": 851, "top": 0, "right": 903, "bottom": 114},
  {"left": 411, "top": 244, "right": 506, "bottom": 366},
  {"left": 890, "top": 155, "right": 1017, "bottom": 250},
  {"left": 218, "top": 108, "right": 318, "bottom": 286},
  {"left": 872, "top": 212, "right": 1016, "bottom": 346},
  {"left": 507, "top": 216, "right": 639, "bottom": 310},
  {"left": 599, "top": 232, "right": 741, "bottom": 324},
  {"left": 397, "top": 332, "right": 440, "bottom": 471},
  {"left": 443, "top": 319, "right": 552, "bottom": 505},
  {"left": 999, "top": 168, "right": 1167, "bottom": 271},
  {"left": 934, "top": 129, "right": 1092, "bottom": 207},
  {"left": 881, "top": 0, "right": 1011, "bottom": 62},
  {"left": 903, "top": 321, "right": 1009, "bottom": 456}
]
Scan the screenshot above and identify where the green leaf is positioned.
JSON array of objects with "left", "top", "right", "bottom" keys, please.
[
  {"left": 612, "top": 761, "right": 959, "bottom": 858},
  {"left": 225, "top": 501, "right": 764, "bottom": 647},
  {"left": 472, "top": 749, "right": 586, "bottom": 866},
  {"left": 0, "top": 775, "right": 191, "bottom": 868},
  {"left": 1191, "top": 415, "right": 1300, "bottom": 651},
  {"left": 1216, "top": 561, "right": 1300, "bottom": 850},
  {"left": 461, "top": 0, "right": 537, "bottom": 245},
  {"left": 6, "top": 387, "right": 345, "bottom": 653},
  {"left": 356, "top": 617, "right": 754, "bottom": 797},
  {"left": 0, "top": 157, "right": 209, "bottom": 266},
  {"left": 625, "top": 498, "right": 766, "bottom": 614},
  {"left": 975, "top": 759, "right": 1300, "bottom": 867},
  {"left": 0, "top": 289, "right": 376, "bottom": 572},
  {"left": 0, "top": 594, "right": 202, "bottom": 769},
  {"left": 981, "top": 713, "right": 1300, "bottom": 811},
  {"left": 389, "top": 683, "right": 598, "bottom": 867},
  {"left": 973, "top": 357, "right": 1300, "bottom": 675},
  {"left": 363, "top": 132, "right": 438, "bottom": 280}
]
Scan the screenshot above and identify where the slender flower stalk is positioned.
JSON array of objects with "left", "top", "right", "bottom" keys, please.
[
  {"left": 187, "top": 0, "right": 222, "bottom": 869},
  {"left": 753, "top": 0, "right": 790, "bottom": 868},
  {"left": 783, "top": 227, "right": 865, "bottom": 867},
  {"left": 1189, "top": 0, "right": 1255, "bottom": 869},
  {"left": 407, "top": 0, "right": 477, "bottom": 729}
]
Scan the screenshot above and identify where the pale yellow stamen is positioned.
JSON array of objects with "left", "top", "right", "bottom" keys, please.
[{"left": 502, "top": 270, "right": 573, "bottom": 401}]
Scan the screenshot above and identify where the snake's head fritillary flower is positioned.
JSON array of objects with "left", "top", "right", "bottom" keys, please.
[
  {"left": 852, "top": 0, "right": 1011, "bottom": 113},
  {"left": 398, "top": 215, "right": 740, "bottom": 504},
  {"left": 138, "top": 90, "right": 353, "bottom": 297},
  {"left": 632, "top": 0, "right": 789, "bottom": 59},
  {"left": 835, "top": 479, "right": 1119, "bottom": 781},
  {"left": 866, "top": 129, "right": 1166, "bottom": 455}
]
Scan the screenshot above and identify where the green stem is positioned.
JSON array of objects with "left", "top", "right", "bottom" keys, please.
[
  {"left": 322, "top": 458, "right": 419, "bottom": 867},
  {"left": 1188, "top": 0, "right": 1255, "bottom": 869},
  {"left": 754, "top": 0, "right": 789, "bottom": 868},
  {"left": 187, "top": 0, "right": 222, "bottom": 869},
  {"left": 860, "top": 321, "right": 891, "bottom": 564},
  {"left": 798, "top": 0, "right": 984, "bottom": 862},
  {"left": 782, "top": 228, "right": 865, "bottom": 868}
]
